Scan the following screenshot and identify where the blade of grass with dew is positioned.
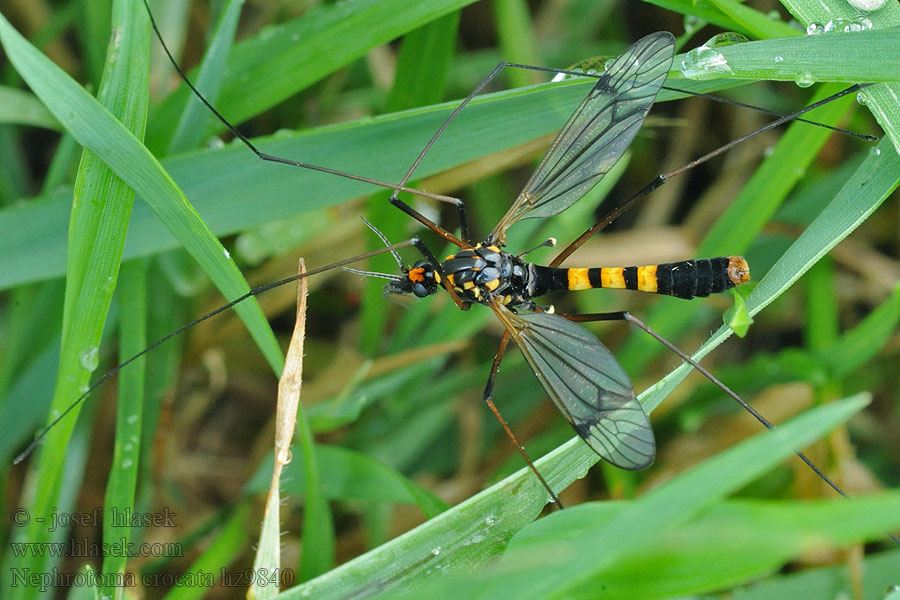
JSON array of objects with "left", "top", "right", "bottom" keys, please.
[
  {"left": 101, "top": 259, "right": 147, "bottom": 600},
  {"left": 782, "top": 0, "right": 900, "bottom": 151},
  {"left": 494, "top": 493, "right": 900, "bottom": 599},
  {"left": 1, "top": 3, "right": 150, "bottom": 596},
  {"left": 396, "top": 395, "right": 873, "bottom": 599},
  {"left": 695, "top": 28, "right": 900, "bottom": 82},
  {"left": 0, "top": 8, "right": 282, "bottom": 372},
  {"left": 283, "top": 394, "right": 869, "bottom": 599}
]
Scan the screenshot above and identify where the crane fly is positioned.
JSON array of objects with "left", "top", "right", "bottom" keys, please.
[
  {"left": 345, "top": 32, "right": 755, "bottom": 502},
  {"left": 13, "top": 9, "right": 875, "bottom": 511}
]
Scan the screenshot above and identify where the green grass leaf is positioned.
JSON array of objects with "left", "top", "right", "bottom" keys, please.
[{"left": 0, "top": 4, "right": 282, "bottom": 373}]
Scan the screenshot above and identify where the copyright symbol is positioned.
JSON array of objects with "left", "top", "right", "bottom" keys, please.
[{"left": 11, "top": 508, "right": 29, "bottom": 527}]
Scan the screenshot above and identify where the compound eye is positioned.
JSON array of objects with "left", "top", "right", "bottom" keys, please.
[
  {"left": 412, "top": 260, "right": 431, "bottom": 270},
  {"left": 413, "top": 283, "right": 430, "bottom": 298}
]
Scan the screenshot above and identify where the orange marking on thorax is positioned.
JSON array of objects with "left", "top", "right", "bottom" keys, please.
[
  {"left": 637, "top": 265, "right": 658, "bottom": 292},
  {"left": 601, "top": 268, "right": 625, "bottom": 289},
  {"left": 408, "top": 267, "right": 426, "bottom": 283},
  {"left": 567, "top": 268, "right": 592, "bottom": 290}
]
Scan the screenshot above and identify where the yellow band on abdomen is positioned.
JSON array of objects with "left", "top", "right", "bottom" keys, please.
[
  {"left": 636, "top": 265, "right": 658, "bottom": 292},
  {"left": 600, "top": 267, "right": 625, "bottom": 289},
  {"left": 567, "top": 268, "right": 592, "bottom": 290}
]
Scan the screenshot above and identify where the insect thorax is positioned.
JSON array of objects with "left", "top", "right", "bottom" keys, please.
[{"left": 441, "top": 244, "right": 531, "bottom": 306}]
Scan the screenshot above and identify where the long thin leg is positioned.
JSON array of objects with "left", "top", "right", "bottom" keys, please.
[
  {"left": 668, "top": 86, "right": 876, "bottom": 140},
  {"left": 389, "top": 197, "right": 466, "bottom": 249},
  {"left": 483, "top": 331, "right": 563, "bottom": 507},
  {"left": 550, "top": 84, "right": 867, "bottom": 267},
  {"left": 14, "top": 239, "right": 418, "bottom": 464},
  {"left": 563, "top": 310, "right": 900, "bottom": 545},
  {"left": 387, "top": 61, "right": 622, "bottom": 246},
  {"left": 142, "top": 0, "right": 465, "bottom": 209}
]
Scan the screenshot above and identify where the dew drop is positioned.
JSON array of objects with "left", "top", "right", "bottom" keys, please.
[
  {"left": 856, "top": 92, "right": 868, "bottom": 105},
  {"left": 223, "top": 248, "right": 231, "bottom": 259},
  {"left": 869, "top": 146, "right": 881, "bottom": 157},
  {"left": 127, "top": 414, "right": 138, "bottom": 425},
  {"left": 680, "top": 33, "right": 747, "bottom": 80},
  {"left": 79, "top": 346, "right": 99, "bottom": 373},
  {"left": 824, "top": 17, "right": 853, "bottom": 33},
  {"left": 774, "top": 55, "right": 784, "bottom": 63},
  {"left": 794, "top": 72, "right": 817, "bottom": 88},
  {"left": 707, "top": 32, "right": 749, "bottom": 48},
  {"left": 681, "top": 47, "right": 731, "bottom": 79},
  {"left": 79, "top": 384, "right": 90, "bottom": 394},
  {"left": 485, "top": 515, "right": 496, "bottom": 526},
  {"left": 121, "top": 459, "right": 133, "bottom": 469},
  {"left": 431, "top": 547, "right": 441, "bottom": 556},
  {"left": 806, "top": 22, "right": 826, "bottom": 35}
]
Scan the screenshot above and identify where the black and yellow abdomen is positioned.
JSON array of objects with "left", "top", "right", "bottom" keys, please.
[{"left": 529, "top": 256, "right": 749, "bottom": 300}]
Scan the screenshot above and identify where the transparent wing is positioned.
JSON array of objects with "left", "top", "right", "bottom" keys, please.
[
  {"left": 490, "top": 31, "right": 675, "bottom": 242},
  {"left": 491, "top": 304, "right": 655, "bottom": 470}
]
